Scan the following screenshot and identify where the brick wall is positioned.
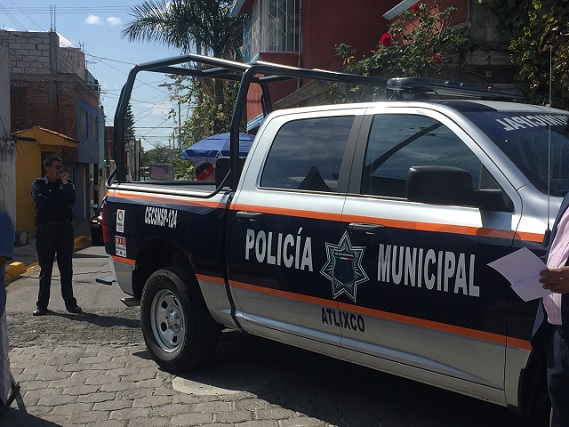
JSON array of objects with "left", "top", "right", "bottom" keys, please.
[
  {"left": 57, "top": 46, "right": 86, "bottom": 77},
  {"left": 0, "top": 30, "right": 85, "bottom": 79},
  {"left": 10, "top": 75, "right": 99, "bottom": 139},
  {"left": 0, "top": 31, "right": 53, "bottom": 75}
]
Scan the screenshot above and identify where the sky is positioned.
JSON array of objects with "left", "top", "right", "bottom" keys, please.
[{"left": 1, "top": 2, "right": 186, "bottom": 150}]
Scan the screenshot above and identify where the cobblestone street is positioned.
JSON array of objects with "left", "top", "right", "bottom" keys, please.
[{"left": 3, "top": 245, "right": 542, "bottom": 426}]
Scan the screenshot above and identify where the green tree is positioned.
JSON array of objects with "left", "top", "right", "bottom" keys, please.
[
  {"left": 123, "top": 0, "right": 241, "bottom": 58},
  {"left": 124, "top": 104, "right": 136, "bottom": 143},
  {"left": 143, "top": 145, "right": 177, "bottom": 164},
  {"left": 122, "top": 0, "right": 243, "bottom": 132},
  {"left": 165, "top": 75, "right": 243, "bottom": 145},
  {"left": 478, "top": 0, "right": 569, "bottom": 109}
]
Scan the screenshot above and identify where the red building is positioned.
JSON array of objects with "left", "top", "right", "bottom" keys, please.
[
  {"left": 231, "top": 0, "right": 514, "bottom": 131},
  {"left": 231, "top": 0, "right": 400, "bottom": 130}
]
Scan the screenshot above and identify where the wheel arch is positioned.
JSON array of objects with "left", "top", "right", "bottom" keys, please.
[
  {"left": 140, "top": 264, "right": 220, "bottom": 372},
  {"left": 132, "top": 237, "right": 195, "bottom": 300}
]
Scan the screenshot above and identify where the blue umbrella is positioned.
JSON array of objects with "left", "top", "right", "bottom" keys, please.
[{"left": 179, "top": 132, "right": 255, "bottom": 163}]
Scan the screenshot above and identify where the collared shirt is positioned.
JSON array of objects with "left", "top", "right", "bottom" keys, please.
[{"left": 545, "top": 207, "right": 569, "bottom": 325}]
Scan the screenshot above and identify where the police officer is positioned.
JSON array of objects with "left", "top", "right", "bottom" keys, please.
[{"left": 31, "top": 156, "right": 82, "bottom": 316}]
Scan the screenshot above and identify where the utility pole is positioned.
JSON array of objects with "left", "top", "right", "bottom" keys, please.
[{"left": 178, "top": 102, "right": 182, "bottom": 150}]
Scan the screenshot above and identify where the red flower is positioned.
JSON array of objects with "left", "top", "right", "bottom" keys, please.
[
  {"left": 410, "top": 3, "right": 420, "bottom": 13},
  {"left": 380, "top": 33, "right": 393, "bottom": 47},
  {"left": 432, "top": 54, "right": 442, "bottom": 64}
]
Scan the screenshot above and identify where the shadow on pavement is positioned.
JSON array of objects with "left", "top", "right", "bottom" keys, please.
[
  {"left": 72, "top": 252, "right": 109, "bottom": 259},
  {"left": 132, "top": 349, "right": 153, "bottom": 361},
  {"left": 2, "top": 392, "right": 63, "bottom": 427},
  {"left": 168, "top": 330, "right": 544, "bottom": 427},
  {"left": 50, "top": 311, "right": 140, "bottom": 329}
]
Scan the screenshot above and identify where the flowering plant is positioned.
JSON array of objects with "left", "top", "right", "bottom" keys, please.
[
  {"left": 336, "top": 2, "right": 467, "bottom": 79},
  {"left": 379, "top": 33, "right": 393, "bottom": 47}
]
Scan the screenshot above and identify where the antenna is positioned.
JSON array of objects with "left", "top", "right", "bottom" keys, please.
[{"left": 545, "top": 45, "right": 553, "bottom": 245}]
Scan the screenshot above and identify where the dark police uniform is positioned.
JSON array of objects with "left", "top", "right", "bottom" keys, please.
[{"left": 32, "top": 176, "right": 78, "bottom": 311}]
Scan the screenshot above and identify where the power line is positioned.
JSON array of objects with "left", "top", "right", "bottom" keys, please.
[
  {"left": 134, "top": 127, "right": 176, "bottom": 129},
  {"left": 0, "top": 2, "right": 27, "bottom": 31},
  {"left": 0, "top": 4, "right": 185, "bottom": 144},
  {"left": 0, "top": 6, "right": 132, "bottom": 14},
  {"left": 11, "top": 1, "right": 42, "bottom": 29}
]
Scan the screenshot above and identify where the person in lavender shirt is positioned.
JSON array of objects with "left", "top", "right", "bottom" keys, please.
[{"left": 536, "top": 117, "right": 569, "bottom": 427}]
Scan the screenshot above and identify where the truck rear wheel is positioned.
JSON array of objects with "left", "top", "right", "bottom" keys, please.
[{"left": 140, "top": 267, "right": 219, "bottom": 373}]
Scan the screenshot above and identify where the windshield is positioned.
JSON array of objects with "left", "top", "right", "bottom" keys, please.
[{"left": 465, "top": 111, "right": 569, "bottom": 196}]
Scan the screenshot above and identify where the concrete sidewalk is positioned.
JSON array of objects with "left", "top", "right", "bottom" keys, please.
[{"left": 5, "top": 220, "right": 93, "bottom": 284}]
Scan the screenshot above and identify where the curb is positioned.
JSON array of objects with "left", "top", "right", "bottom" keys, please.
[
  {"left": 5, "top": 235, "right": 90, "bottom": 283},
  {"left": 74, "top": 235, "right": 90, "bottom": 248},
  {"left": 5, "top": 262, "right": 26, "bottom": 282}
]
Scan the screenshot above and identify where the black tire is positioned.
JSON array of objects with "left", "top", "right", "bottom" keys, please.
[{"left": 140, "top": 266, "right": 219, "bottom": 373}]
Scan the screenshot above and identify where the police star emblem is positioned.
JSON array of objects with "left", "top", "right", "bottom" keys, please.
[{"left": 320, "top": 231, "right": 369, "bottom": 302}]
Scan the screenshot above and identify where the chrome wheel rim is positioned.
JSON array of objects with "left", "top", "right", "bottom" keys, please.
[{"left": 150, "top": 289, "right": 185, "bottom": 352}]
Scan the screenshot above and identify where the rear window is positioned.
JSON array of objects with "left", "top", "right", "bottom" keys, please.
[
  {"left": 465, "top": 112, "right": 569, "bottom": 196},
  {"left": 260, "top": 116, "right": 355, "bottom": 192}
]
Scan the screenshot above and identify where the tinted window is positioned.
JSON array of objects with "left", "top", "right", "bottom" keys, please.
[
  {"left": 464, "top": 112, "right": 569, "bottom": 196},
  {"left": 361, "top": 114, "right": 487, "bottom": 198},
  {"left": 260, "top": 116, "right": 355, "bottom": 192}
]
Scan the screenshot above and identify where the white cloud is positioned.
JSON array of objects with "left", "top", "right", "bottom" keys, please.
[
  {"left": 106, "top": 17, "right": 122, "bottom": 26},
  {"left": 85, "top": 15, "right": 102, "bottom": 25}
]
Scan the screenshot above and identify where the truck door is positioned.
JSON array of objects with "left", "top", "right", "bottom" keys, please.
[
  {"left": 226, "top": 111, "right": 364, "bottom": 353},
  {"left": 339, "top": 110, "right": 520, "bottom": 395}
]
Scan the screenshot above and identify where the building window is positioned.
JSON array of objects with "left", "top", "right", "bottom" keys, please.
[
  {"left": 92, "top": 115, "right": 98, "bottom": 139},
  {"left": 245, "top": 0, "right": 300, "bottom": 61},
  {"left": 81, "top": 110, "right": 88, "bottom": 137}
]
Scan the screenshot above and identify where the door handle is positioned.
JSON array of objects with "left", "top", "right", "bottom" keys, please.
[
  {"left": 236, "top": 211, "right": 263, "bottom": 222},
  {"left": 348, "top": 223, "right": 384, "bottom": 235}
]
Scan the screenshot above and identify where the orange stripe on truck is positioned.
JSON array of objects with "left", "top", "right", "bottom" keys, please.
[
  {"left": 231, "top": 203, "right": 544, "bottom": 243},
  {"left": 108, "top": 189, "right": 226, "bottom": 209},
  {"left": 111, "top": 255, "right": 136, "bottom": 265},
  {"left": 219, "top": 276, "right": 533, "bottom": 351}
]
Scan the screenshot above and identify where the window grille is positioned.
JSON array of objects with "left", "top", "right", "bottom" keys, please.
[{"left": 244, "top": 0, "right": 300, "bottom": 61}]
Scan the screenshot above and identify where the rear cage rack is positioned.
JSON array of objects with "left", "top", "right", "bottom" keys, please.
[{"left": 112, "top": 53, "right": 524, "bottom": 188}]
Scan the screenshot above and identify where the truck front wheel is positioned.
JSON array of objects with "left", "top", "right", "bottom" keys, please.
[{"left": 140, "top": 267, "right": 219, "bottom": 373}]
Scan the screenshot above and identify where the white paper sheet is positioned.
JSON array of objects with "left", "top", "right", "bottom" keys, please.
[{"left": 487, "top": 247, "right": 551, "bottom": 302}]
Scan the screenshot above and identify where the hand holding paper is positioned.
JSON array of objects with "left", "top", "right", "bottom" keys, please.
[{"left": 487, "top": 247, "right": 551, "bottom": 302}]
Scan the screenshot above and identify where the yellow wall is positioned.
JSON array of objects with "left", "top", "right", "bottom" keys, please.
[{"left": 16, "top": 141, "right": 42, "bottom": 237}]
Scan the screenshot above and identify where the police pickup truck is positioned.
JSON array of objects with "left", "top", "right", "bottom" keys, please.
[{"left": 103, "top": 54, "right": 569, "bottom": 422}]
